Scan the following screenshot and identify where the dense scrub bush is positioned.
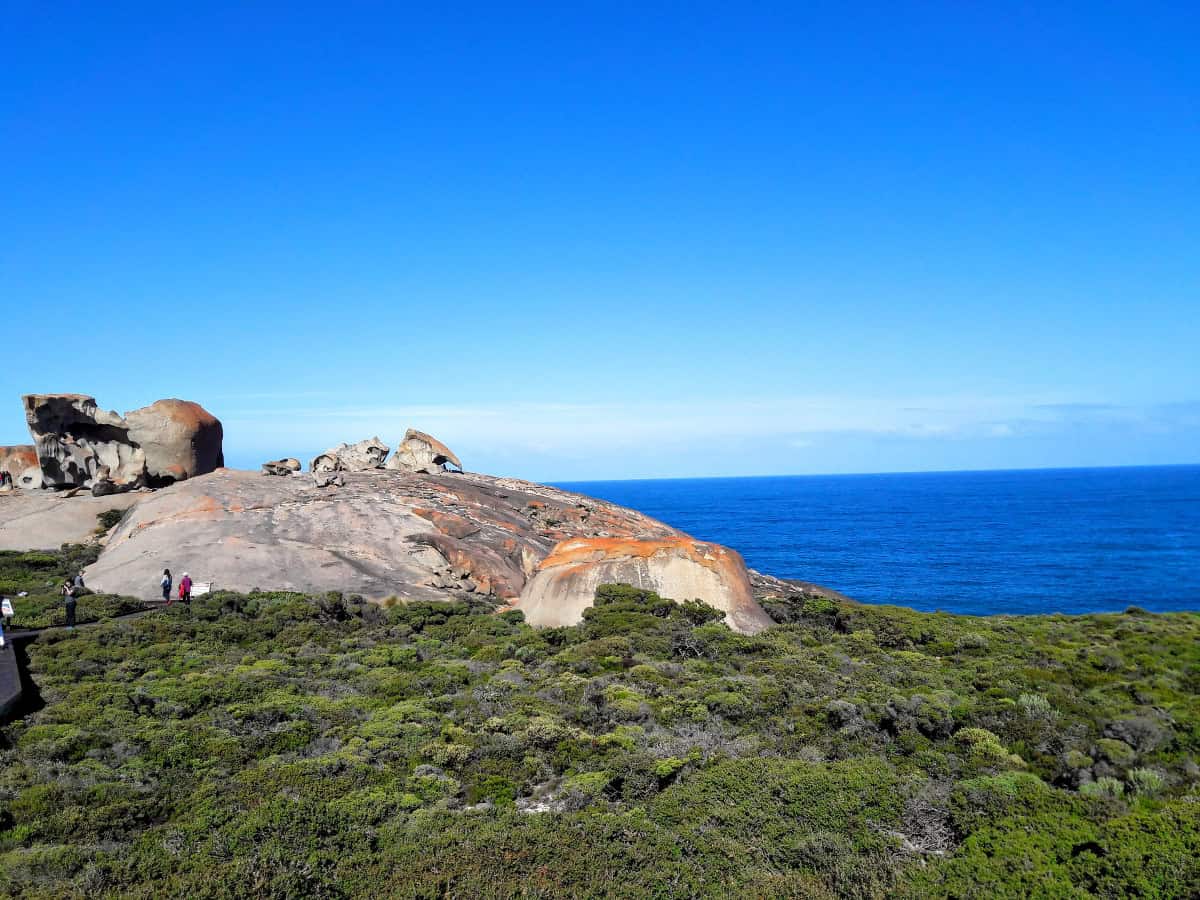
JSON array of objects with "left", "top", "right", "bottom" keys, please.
[{"left": 0, "top": 558, "right": 1197, "bottom": 897}]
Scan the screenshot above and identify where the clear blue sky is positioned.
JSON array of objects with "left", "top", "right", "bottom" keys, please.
[{"left": 3, "top": 2, "right": 1197, "bottom": 480}]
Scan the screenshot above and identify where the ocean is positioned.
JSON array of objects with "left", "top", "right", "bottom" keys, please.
[{"left": 557, "top": 465, "right": 1200, "bottom": 617}]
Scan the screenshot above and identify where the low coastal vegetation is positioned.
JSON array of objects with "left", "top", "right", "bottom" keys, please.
[
  {"left": 1, "top": 547, "right": 1198, "bottom": 897},
  {"left": 0, "top": 545, "right": 142, "bottom": 629}
]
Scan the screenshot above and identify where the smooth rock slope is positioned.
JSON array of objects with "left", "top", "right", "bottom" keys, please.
[
  {"left": 0, "top": 490, "right": 142, "bottom": 551},
  {"left": 80, "top": 467, "right": 775, "bottom": 633}
]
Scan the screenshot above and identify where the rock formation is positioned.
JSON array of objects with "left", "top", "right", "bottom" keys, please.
[
  {"left": 83, "top": 468, "right": 683, "bottom": 607},
  {"left": 0, "top": 445, "right": 39, "bottom": 489},
  {"left": 0, "top": 445, "right": 36, "bottom": 475},
  {"left": 386, "top": 429, "right": 463, "bottom": 473},
  {"left": 262, "top": 458, "right": 301, "bottom": 476},
  {"left": 124, "top": 399, "right": 224, "bottom": 483},
  {"left": 310, "top": 437, "right": 390, "bottom": 473},
  {"left": 24, "top": 394, "right": 147, "bottom": 492},
  {"left": 21, "top": 394, "right": 224, "bottom": 493},
  {"left": 513, "top": 537, "right": 775, "bottom": 635}
]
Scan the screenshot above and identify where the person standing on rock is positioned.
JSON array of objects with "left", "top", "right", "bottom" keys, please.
[
  {"left": 161, "top": 568, "right": 173, "bottom": 605},
  {"left": 179, "top": 572, "right": 193, "bottom": 605},
  {"left": 61, "top": 580, "right": 77, "bottom": 629},
  {"left": 73, "top": 570, "right": 86, "bottom": 591}
]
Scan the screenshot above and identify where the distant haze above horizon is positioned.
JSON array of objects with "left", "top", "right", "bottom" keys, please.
[{"left": 3, "top": 4, "right": 1197, "bottom": 482}]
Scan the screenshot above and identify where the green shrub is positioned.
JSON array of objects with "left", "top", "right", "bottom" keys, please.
[
  {"left": 1081, "top": 776, "right": 1125, "bottom": 800},
  {"left": 0, "top": 571, "right": 1196, "bottom": 898},
  {"left": 95, "top": 508, "right": 127, "bottom": 531},
  {"left": 1097, "top": 738, "right": 1136, "bottom": 766},
  {"left": 1128, "top": 767, "right": 1166, "bottom": 797},
  {"left": 949, "top": 772, "right": 1071, "bottom": 834}
]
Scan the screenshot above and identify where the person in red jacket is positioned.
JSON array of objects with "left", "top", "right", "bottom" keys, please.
[{"left": 179, "top": 572, "right": 193, "bottom": 605}]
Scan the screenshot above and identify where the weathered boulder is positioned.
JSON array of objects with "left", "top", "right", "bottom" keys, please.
[
  {"left": 262, "top": 458, "right": 302, "bottom": 476},
  {"left": 17, "top": 466, "right": 43, "bottom": 490},
  {"left": 310, "top": 437, "right": 390, "bottom": 473},
  {"left": 310, "top": 451, "right": 339, "bottom": 473},
  {"left": 24, "top": 394, "right": 147, "bottom": 490},
  {"left": 514, "top": 537, "right": 774, "bottom": 635},
  {"left": 386, "top": 429, "right": 463, "bottom": 473},
  {"left": 21, "top": 394, "right": 224, "bottom": 491},
  {"left": 124, "top": 399, "right": 224, "bottom": 483},
  {"left": 91, "top": 477, "right": 120, "bottom": 497}
]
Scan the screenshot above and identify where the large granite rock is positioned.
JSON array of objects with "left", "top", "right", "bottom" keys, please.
[
  {"left": 21, "top": 394, "right": 223, "bottom": 491},
  {"left": 24, "top": 394, "right": 147, "bottom": 490},
  {"left": 83, "top": 469, "right": 685, "bottom": 604},
  {"left": 514, "top": 537, "right": 775, "bottom": 635},
  {"left": 386, "top": 429, "right": 463, "bottom": 473},
  {"left": 124, "top": 399, "right": 224, "bottom": 483},
  {"left": 310, "top": 437, "right": 390, "bottom": 473}
]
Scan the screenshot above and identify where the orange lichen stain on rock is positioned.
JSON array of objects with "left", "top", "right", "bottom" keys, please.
[
  {"left": 411, "top": 507, "right": 480, "bottom": 539},
  {"left": 181, "top": 495, "right": 223, "bottom": 514},
  {"left": 163, "top": 494, "right": 228, "bottom": 522},
  {"left": 128, "top": 493, "right": 226, "bottom": 537},
  {"left": 537, "top": 536, "right": 748, "bottom": 578},
  {"left": 151, "top": 398, "right": 221, "bottom": 430},
  {"left": 0, "top": 445, "right": 38, "bottom": 471}
]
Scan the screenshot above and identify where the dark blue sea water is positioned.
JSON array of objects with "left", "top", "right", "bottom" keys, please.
[{"left": 557, "top": 466, "right": 1200, "bottom": 617}]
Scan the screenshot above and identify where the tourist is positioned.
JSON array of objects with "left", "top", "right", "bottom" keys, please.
[
  {"left": 179, "top": 572, "right": 193, "bottom": 605},
  {"left": 1, "top": 596, "right": 13, "bottom": 628},
  {"left": 61, "top": 580, "right": 77, "bottom": 629},
  {"left": 74, "top": 570, "right": 86, "bottom": 591},
  {"left": 161, "top": 568, "right": 173, "bottom": 605}
]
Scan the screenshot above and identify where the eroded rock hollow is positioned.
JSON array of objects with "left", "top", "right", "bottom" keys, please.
[{"left": 21, "top": 393, "right": 224, "bottom": 494}]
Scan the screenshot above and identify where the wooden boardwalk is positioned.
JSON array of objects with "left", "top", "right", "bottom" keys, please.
[{"left": 0, "top": 639, "right": 21, "bottom": 718}]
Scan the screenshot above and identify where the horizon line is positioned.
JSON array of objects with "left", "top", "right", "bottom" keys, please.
[{"left": 550, "top": 461, "right": 1200, "bottom": 485}]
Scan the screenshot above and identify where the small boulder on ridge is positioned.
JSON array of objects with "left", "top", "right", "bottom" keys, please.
[
  {"left": 310, "top": 437, "right": 389, "bottom": 473},
  {"left": 386, "top": 429, "right": 463, "bottom": 474},
  {"left": 262, "top": 458, "right": 302, "bottom": 476}
]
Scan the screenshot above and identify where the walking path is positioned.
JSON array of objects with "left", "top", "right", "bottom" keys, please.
[
  {"left": 5, "top": 603, "right": 161, "bottom": 641},
  {"left": 0, "top": 602, "right": 166, "bottom": 719}
]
